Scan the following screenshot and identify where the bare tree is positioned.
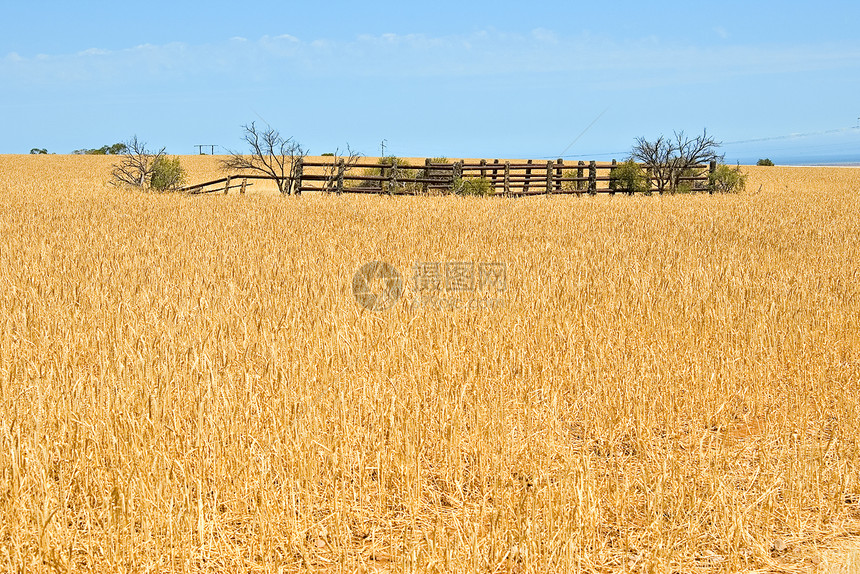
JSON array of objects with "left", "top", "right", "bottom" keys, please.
[
  {"left": 319, "top": 144, "right": 363, "bottom": 193},
  {"left": 630, "top": 129, "right": 723, "bottom": 194},
  {"left": 220, "top": 122, "right": 307, "bottom": 194},
  {"left": 110, "top": 136, "right": 165, "bottom": 188}
]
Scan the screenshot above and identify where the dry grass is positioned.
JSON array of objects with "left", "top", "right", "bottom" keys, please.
[{"left": 0, "top": 155, "right": 859, "bottom": 573}]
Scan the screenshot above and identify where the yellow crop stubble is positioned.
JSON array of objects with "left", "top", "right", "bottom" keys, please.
[{"left": 0, "top": 156, "right": 858, "bottom": 572}]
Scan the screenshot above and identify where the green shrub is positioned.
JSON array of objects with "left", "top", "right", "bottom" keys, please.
[
  {"left": 560, "top": 169, "right": 577, "bottom": 191},
  {"left": 149, "top": 156, "right": 186, "bottom": 192},
  {"left": 709, "top": 163, "right": 747, "bottom": 193},
  {"left": 672, "top": 167, "right": 704, "bottom": 194},
  {"left": 756, "top": 158, "right": 774, "bottom": 166},
  {"left": 560, "top": 164, "right": 590, "bottom": 191},
  {"left": 454, "top": 177, "right": 493, "bottom": 196},
  {"left": 359, "top": 156, "right": 418, "bottom": 193},
  {"left": 609, "top": 159, "right": 650, "bottom": 194},
  {"left": 74, "top": 143, "right": 128, "bottom": 155}
]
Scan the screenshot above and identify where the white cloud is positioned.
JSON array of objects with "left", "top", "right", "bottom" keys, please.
[
  {"left": 531, "top": 28, "right": 559, "bottom": 44},
  {"left": 77, "top": 48, "right": 110, "bottom": 56},
  {"left": 2, "top": 30, "right": 859, "bottom": 90}
]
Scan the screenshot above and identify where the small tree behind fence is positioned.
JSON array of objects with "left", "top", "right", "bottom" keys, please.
[
  {"left": 630, "top": 130, "right": 723, "bottom": 194},
  {"left": 110, "top": 136, "right": 186, "bottom": 192},
  {"left": 220, "top": 123, "right": 306, "bottom": 195}
]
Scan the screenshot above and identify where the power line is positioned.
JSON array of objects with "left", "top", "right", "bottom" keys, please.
[
  {"left": 542, "top": 125, "right": 859, "bottom": 161},
  {"left": 557, "top": 107, "right": 610, "bottom": 158},
  {"left": 553, "top": 150, "right": 628, "bottom": 160},
  {"left": 722, "top": 126, "right": 859, "bottom": 146}
]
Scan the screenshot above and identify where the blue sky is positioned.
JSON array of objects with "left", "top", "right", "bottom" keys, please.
[{"left": 3, "top": 1, "right": 859, "bottom": 163}]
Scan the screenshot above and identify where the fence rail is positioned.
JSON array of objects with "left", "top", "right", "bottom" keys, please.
[{"left": 179, "top": 158, "right": 717, "bottom": 196}]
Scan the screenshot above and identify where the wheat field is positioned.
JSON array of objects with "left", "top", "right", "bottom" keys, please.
[{"left": 0, "top": 155, "right": 859, "bottom": 573}]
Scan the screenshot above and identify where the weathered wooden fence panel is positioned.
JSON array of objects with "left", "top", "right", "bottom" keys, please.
[{"left": 180, "top": 158, "right": 716, "bottom": 196}]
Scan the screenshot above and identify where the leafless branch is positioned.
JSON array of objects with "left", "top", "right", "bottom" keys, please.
[
  {"left": 109, "top": 136, "right": 165, "bottom": 189},
  {"left": 220, "top": 122, "right": 307, "bottom": 194},
  {"left": 631, "top": 129, "right": 723, "bottom": 193},
  {"left": 319, "top": 144, "right": 363, "bottom": 193}
]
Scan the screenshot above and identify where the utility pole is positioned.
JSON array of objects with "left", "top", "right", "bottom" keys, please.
[
  {"left": 195, "top": 144, "right": 217, "bottom": 155},
  {"left": 380, "top": 139, "right": 387, "bottom": 159}
]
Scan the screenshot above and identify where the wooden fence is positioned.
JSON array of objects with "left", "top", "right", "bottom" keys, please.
[{"left": 178, "top": 158, "right": 718, "bottom": 196}]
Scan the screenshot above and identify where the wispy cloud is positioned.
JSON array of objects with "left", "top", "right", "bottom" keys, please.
[
  {"left": 3, "top": 30, "right": 859, "bottom": 91},
  {"left": 713, "top": 26, "right": 730, "bottom": 40}
]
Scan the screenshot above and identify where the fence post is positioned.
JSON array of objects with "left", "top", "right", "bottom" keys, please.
[
  {"left": 389, "top": 158, "right": 398, "bottom": 195},
  {"left": 492, "top": 159, "right": 500, "bottom": 191},
  {"left": 609, "top": 159, "right": 617, "bottom": 195},
  {"left": 422, "top": 158, "right": 431, "bottom": 195},
  {"left": 577, "top": 161, "right": 585, "bottom": 192},
  {"left": 292, "top": 158, "right": 303, "bottom": 195},
  {"left": 524, "top": 159, "right": 533, "bottom": 194},
  {"left": 709, "top": 160, "right": 717, "bottom": 194},
  {"left": 240, "top": 178, "right": 247, "bottom": 194},
  {"left": 555, "top": 158, "right": 563, "bottom": 192},
  {"left": 545, "top": 161, "right": 553, "bottom": 195},
  {"left": 224, "top": 176, "right": 231, "bottom": 195},
  {"left": 480, "top": 159, "right": 487, "bottom": 180},
  {"left": 588, "top": 161, "right": 597, "bottom": 195},
  {"left": 627, "top": 162, "right": 636, "bottom": 196},
  {"left": 452, "top": 160, "right": 463, "bottom": 194},
  {"left": 504, "top": 162, "right": 511, "bottom": 196},
  {"left": 336, "top": 159, "right": 345, "bottom": 194}
]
